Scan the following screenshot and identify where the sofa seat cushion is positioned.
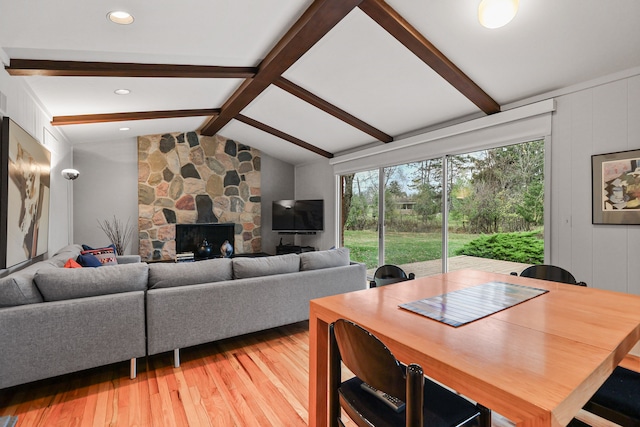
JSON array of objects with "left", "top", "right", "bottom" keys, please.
[
  {"left": 33, "top": 263, "right": 149, "bottom": 301},
  {"left": 0, "top": 274, "right": 44, "bottom": 307},
  {"left": 300, "top": 247, "right": 350, "bottom": 271},
  {"left": 233, "top": 253, "right": 299, "bottom": 279},
  {"left": 148, "top": 258, "right": 233, "bottom": 289}
]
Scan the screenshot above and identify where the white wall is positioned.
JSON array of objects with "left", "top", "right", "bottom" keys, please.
[
  {"left": 294, "top": 159, "right": 337, "bottom": 251},
  {"left": 295, "top": 73, "right": 640, "bottom": 294},
  {"left": 0, "top": 63, "right": 73, "bottom": 276},
  {"left": 73, "top": 140, "right": 296, "bottom": 256},
  {"left": 73, "top": 138, "right": 139, "bottom": 254},
  {"left": 551, "top": 75, "right": 640, "bottom": 294},
  {"left": 261, "top": 154, "right": 295, "bottom": 253}
]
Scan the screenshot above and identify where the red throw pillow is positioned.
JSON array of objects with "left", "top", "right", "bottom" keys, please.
[{"left": 64, "top": 258, "right": 83, "bottom": 268}]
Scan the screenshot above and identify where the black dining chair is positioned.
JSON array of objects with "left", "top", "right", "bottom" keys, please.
[
  {"left": 511, "top": 264, "right": 587, "bottom": 286},
  {"left": 329, "top": 318, "right": 491, "bottom": 427},
  {"left": 370, "top": 264, "right": 415, "bottom": 288},
  {"left": 582, "top": 366, "right": 640, "bottom": 427}
]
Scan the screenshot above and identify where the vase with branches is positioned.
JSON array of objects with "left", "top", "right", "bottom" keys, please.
[{"left": 97, "top": 216, "right": 135, "bottom": 256}]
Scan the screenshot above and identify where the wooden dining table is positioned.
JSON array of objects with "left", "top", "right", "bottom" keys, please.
[{"left": 308, "top": 270, "right": 640, "bottom": 427}]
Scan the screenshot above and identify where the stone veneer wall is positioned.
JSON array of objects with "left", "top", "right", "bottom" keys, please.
[{"left": 138, "top": 132, "right": 261, "bottom": 261}]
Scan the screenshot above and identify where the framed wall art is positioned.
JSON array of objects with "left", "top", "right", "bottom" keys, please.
[
  {"left": 592, "top": 148, "right": 640, "bottom": 225},
  {"left": 0, "top": 117, "right": 51, "bottom": 268}
]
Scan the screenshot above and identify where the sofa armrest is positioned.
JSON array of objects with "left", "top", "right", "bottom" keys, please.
[{"left": 117, "top": 255, "right": 141, "bottom": 264}]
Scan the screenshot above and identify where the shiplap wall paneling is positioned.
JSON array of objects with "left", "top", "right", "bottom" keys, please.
[
  {"left": 570, "top": 89, "right": 595, "bottom": 289},
  {"left": 591, "top": 80, "right": 631, "bottom": 293},
  {"left": 627, "top": 75, "right": 640, "bottom": 295},
  {"left": 550, "top": 96, "right": 574, "bottom": 273}
]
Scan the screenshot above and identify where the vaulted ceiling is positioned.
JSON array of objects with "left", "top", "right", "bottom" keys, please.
[{"left": 1, "top": 1, "right": 640, "bottom": 165}]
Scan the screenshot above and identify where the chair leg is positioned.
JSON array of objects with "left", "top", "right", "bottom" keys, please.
[
  {"left": 406, "top": 364, "right": 424, "bottom": 427},
  {"left": 477, "top": 404, "right": 491, "bottom": 427},
  {"left": 329, "top": 324, "right": 341, "bottom": 427}
]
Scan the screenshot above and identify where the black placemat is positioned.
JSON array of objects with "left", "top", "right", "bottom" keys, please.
[{"left": 399, "top": 281, "right": 548, "bottom": 327}]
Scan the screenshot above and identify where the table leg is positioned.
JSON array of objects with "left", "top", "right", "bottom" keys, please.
[{"left": 309, "top": 311, "right": 329, "bottom": 427}]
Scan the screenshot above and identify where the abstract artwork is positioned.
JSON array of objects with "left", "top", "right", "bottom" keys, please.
[
  {"left": 592, "top": 148, "right": 640, "bottom": 224},
  {"left": 0, "top": 117, "right": 51, "bottom": 268}
]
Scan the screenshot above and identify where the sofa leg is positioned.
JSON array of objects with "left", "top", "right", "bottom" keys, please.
[
  {"left": 174, "top": 349, "right": 180, "bottom": 368},
  {"left": 130, "top": 358, "right": 137, "bottom": 379}
]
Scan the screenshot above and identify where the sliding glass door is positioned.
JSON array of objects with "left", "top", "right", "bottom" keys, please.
[{"left": 339, "top": 139, "right": 545, "bottom": 278}]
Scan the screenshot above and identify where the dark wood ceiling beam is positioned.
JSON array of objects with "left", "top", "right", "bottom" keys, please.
[
  {"left": 201, "top": 0, "right": 364, "bottom": 136},
  {"left": 274, "top": 77, "right": 393, "bottom": 143},
  {"left": 358, "top": 0, "right": 500, "bottom": 115},
  {"left": 6, "top": 59, "right": 256, "bottom": 78},
  {"left": 51, "top": 108, "right": 221, "bottom": 126},
  {"left": 236, "top": 114, "right": 333, "bottom": 159}
]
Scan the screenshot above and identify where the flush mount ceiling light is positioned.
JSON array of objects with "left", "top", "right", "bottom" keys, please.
[
  {"left": 107, "top": 11, "right": 134, "bottom": 25},
  {"left": 114, "top": 88, "right": 130, "bottom": 95},
  {"left": 478, "top": 0, "right": 519, "bottom": 29}
]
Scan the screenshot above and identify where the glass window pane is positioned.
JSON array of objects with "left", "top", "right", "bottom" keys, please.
[
  {"left": 340, "top": 170, "right": 379, "bottom": 270},
  {"left": 383, "top": 159, "right": 443, "bottom": 278},
  {"left": 447, "top": 140, "right": 545, "bottom": 274}
]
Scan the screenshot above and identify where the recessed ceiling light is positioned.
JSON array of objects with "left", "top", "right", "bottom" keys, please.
[
  {"left": 107, "top": 11, "right": 134, "bottom": 25},
  {"left": 119, "top": 127, "right": 130, "bottom": 131},
  {"left": 114, "top": 89, "right": 130, "bottom": 95}
]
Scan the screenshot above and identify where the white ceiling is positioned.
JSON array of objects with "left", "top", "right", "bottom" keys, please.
[{"left": 1, "top": 0, "right": 640, "bottom": 165}]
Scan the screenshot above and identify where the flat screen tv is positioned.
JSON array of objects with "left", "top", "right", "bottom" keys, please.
[{"left": 272, "top": 199, "right": 324, "bottom": 232}]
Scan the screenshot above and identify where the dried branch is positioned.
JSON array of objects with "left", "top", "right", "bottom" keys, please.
[{"left": 97, "top": 216, "right": 135, "bottom": 256}]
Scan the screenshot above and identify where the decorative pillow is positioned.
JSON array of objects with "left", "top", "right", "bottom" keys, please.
[
  {"left": 64, "top": 258, "right": 83, "bottom": 268},
  {"left": 233, "top": 254, "right": 300, "bottom": 279},
  {"left": 299, "top": 247, "right": 350, "bottom": 271},
  {"left": 76, "top": 252, "right": 103, "bottom": 267},
  {"left": 34, "top": 263, "right": 149, "bottom": 301},
  {"left": 148, "top": 258, "right": 233, "bottom": 289},
  {"left": 80, "top": 248, "right": 118, "bottom": 266},
  {"left": 82, "top": 243, "right": 117, "bottom": 253},
  {"left": 0, "top": 274, "right": 44, "bottom": 307}
]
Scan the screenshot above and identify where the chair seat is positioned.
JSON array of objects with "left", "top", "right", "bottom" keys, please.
[
  {"left": 339, "top": 376, "right": 480, "bottom": 427},
  {"left": 584, "top": 366, "right": 640, "bottom": 424}
]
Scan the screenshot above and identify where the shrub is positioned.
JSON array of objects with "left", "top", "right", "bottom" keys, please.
[{"left": 454, "top": 231, "right": 543, "bottom": 264}]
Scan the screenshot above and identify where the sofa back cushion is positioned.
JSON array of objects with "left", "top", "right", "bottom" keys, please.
[
  {"left": 148, "top": 258, "right": 233, "bottom": 289},
  {"left": 0, "top": 274, "right": 44, "bottom": 307},
  {"left": 299, "top": 247, "right": 350, "bottom": 271},
  {"left": 34, "top": 263, "right": 149, "bottom": 301},
  {"left": 233, "top": 254, "right": 300, "bottom": 279}
]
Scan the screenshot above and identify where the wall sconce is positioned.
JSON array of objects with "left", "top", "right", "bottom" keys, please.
[
  {"left": 478, "top": 0, "right": 519, "bottom": 29},
  {"left": 61, "top": 168, "right": 80, "bottom": 180},
  {"left": 61, "top": 168, "right": 79, "bottom": 243}
]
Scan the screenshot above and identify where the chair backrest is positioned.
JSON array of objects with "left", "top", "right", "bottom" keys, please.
[
  {"left": 371, "top": 264, "right": 412, "bottom": 287},
  {"left": 332, "top": 318, "right": 408, "bottom": 401},
  {"left": 519, "top": 264, "right": 584, "bottom": 285}
]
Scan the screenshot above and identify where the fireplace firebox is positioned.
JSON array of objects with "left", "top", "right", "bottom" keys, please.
[{"left": 175, "top": 223, "right": 235, "bottom": 260}]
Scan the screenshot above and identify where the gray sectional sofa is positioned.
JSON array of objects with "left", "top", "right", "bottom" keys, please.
[{"left": 0, "top": 245, "right": 366, "bottom": 389}]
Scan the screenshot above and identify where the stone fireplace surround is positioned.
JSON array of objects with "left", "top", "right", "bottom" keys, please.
[{"left": 138, "top": 132, "right": 261, "bottom": 261}]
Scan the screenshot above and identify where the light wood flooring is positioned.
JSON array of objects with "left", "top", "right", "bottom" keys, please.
[{"left": 0, "top": 321, "right": 633, "bottom": 426}]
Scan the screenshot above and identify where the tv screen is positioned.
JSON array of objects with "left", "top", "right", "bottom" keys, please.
[{"left": 272, "top": 199, "right": 323, "bottom": 232}]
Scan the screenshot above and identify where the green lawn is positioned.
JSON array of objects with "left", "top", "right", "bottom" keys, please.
[{"left": 344, "top": 230, "right": 477, "bottom": 269}]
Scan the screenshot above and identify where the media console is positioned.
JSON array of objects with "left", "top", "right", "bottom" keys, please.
[{"left": 276, "top": 244, "right": 315, "bottom": 255}]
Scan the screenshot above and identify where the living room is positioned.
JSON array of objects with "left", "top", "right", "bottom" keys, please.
[{"left": 1, "top": 1, "right": 640, "bottom": 426}]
